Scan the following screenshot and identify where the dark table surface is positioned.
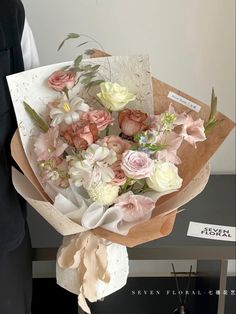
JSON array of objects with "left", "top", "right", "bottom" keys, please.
[{"left": 28, "top": 175, "right": 235, "bottom": 260}]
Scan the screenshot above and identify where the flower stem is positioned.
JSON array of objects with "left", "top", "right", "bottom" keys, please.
[
  {"left": 105, "top": 110, "right": 113, "bottom": 136},
  {"left": 63, "top": 88, "right": 70, "bottom": 101},
  {"left": 105, "top": 125, "right": 110, "bottom": 136}
]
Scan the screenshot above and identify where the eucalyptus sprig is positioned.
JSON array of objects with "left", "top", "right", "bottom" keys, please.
[
  {"left": 57, "top": 32, "right": 110, "bottom": 87},
  {"left": 57, "top": 33, "right": 80, "bottom": 51},
  {"left": 204, "top": 88, "right": 218, "bottom": 134}
]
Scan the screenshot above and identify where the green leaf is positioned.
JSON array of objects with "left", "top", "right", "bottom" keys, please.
[
  {"left": 57, "top": 33, "right": 80, "bottom": 51},
  {"left": 57, "top": 39, "right": 67, "bottom": 51},
  {"left": 80, "top": 64, "right": 93, "bottom": 71},
  {"left": 68, "top": 33, "right": 80, "bottom": 38},
  {"left": 89, "top": 64, "right": 100, "bottom": 72},
  {"left": 23, "top": 102, "right": 49, "bottom": 133},
  {"left": 80, "top": 64, "right": 100, "bottom": 74},
  {"left": 85, "top": 79, "right": 104, "bottom": 89},
  {"left": 77, "top": 41, "right": 89, "bottom": 48},
  {"left": 205, "top": 88, "right": 218, "bottom": 134},
  {"left": 74, "top": 55, "right": 83, "bottom": 68},
  {"left": 209, "top": 87, "right": 217, "bottom": 123},
  {"left": 81, "top": 75, "right": 95, "bottom": 85}
]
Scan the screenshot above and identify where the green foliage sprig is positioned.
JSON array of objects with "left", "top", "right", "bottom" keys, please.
[
  {"left": 23, "top": 101, "right": 49, "bottom": 133},
  {"left": 205, "top": 88, "right": 218, "bottom": 134},
  {"left": 57, "top": 33, "right": 107, "bottom": 89}
]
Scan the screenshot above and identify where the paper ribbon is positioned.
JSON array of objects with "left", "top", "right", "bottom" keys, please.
[{"left": 57, "top": 232, "right": 111, "bottom": 313}]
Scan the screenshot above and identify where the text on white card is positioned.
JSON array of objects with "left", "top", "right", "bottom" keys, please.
[
  {"left": 187, "top": 221, "right": 236, "bottom": 242},
  {"left": 168, "top": 91, "right": 201, "bottom": 112}
]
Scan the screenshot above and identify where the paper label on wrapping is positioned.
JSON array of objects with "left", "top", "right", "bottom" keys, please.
[
  {"left": 168, "top": 91, "right": 201, "bottom": 112},
  {"left": 187, "top": 221, "right": 236, "bottom": 242}
]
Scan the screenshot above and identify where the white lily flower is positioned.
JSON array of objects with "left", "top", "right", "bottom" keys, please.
[
  {"left": 50, "top": 96, "right": 89, "bottom": 126},
  {"left": 69, "top": 144, "right": 117, "bottom": 188}
]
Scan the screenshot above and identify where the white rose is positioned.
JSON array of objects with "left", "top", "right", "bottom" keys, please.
[
  {"left": 97, "top": 82, "right": 136, "bottom": 111},
  {"left": 146, "top": 161, "right": 183, "bottom": 192}
]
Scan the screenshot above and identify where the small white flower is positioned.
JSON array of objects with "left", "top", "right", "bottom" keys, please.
[
  {"left": 69, "top": 159, "right": 93, "bottom": 187},
  {"left": 50, "top": 96, "right": 89, "bottom": 126},
  {"left": 146, "top": 160, "right": 183, "bottom": 192},
  {"left": 68, "top": 144, "right": 117, "bottom": 188},
  {"left": 45, "top": 170, "right": 60, "bottom": 181},
  {"left": 87, "top": 183, "right": 119, "bottom": 206},
  {"left": 83, "top": 144, "right": 117, "bottom": 165}
]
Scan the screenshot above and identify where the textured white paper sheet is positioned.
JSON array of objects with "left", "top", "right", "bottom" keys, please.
[{"left": 7, "top": 55, "right": 153, "bottom": 194}]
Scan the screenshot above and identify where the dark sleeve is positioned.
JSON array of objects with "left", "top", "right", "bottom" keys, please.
[{"left": 0, "top": 0, "right": 26, "bottom": 252}]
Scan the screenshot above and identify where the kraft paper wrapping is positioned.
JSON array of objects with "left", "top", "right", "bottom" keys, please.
[
  {"left": 89, "top": 50, "right": 236, "bottom": 246},
  {"left": 9, "top": 52, "right": 235, "bottom": 312},
  {"left": 10, "top": 73, "right": 235, "bottom": 246}
]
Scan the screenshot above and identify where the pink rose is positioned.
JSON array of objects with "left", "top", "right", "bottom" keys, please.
[
  {"left": 179, "top": 116, "right": 206, "bottom": 148},
  {"left": 118, "top": 109, "right": 148, "bottom": 136},
  {"left": 100, "top": 135, "right": 131, "bottom": 158},
  {"left": 111, "top": 161, "right": 127, "bottom": 186},
  {"left": 48, "top": 70, "right": 76, "bottom": 92},
  {"left": 63, "top": 120, "right": 98, "bottom": 150},
  {"left": 81, "top": 110, "right": 113, "bottom": 131},
  {"left": 121, "top": 150, "right": 153, "bottom": 179},
  {"left": 115, "top": 191, "right": 155, "bottom": 223}
]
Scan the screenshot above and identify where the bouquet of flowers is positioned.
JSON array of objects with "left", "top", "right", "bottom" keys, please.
[{"left": 7, "top": 41, "right": 235, "bottom": 313}]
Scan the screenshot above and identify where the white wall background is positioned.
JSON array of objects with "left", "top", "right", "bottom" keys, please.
[{"left": 22, "top": 0, "right": 235, "bottom": 173}]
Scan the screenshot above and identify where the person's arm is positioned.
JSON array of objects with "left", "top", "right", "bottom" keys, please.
[{"left": 21, "top": 19, "right": 39, "bottom": 70}]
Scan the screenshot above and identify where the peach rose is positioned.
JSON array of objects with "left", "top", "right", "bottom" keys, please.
[
  {"left": 101, "top": 135, "right": 131, "bottom": 158},
  {"left": 111, "top": 161, "right": 127, "bottom": 186},
  {"left": 48, "top": 70, "right": 76, "bottom": 92},
  {"left": 63, "top": 121, "right": 98, "bottom": 150},
  {"left": 118, "top": 109, "right": 148, "bottom": 136},
  {"left": 81, "top": 110, "right": 113, "bottom": 131}
]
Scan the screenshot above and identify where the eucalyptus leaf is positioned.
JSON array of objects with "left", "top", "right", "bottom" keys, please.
[
  {"left": 89, "top": 64, "right": 100, "bottom": 72},
  {"left": 81, "top": 76, "right": 95, "bottom": 85},
  {"left": 77, "top": 41, "right": 89, "bottom": 48},
  {"left": 85, "top": 79, "right": 104, "bottom": 89},
  {"left": 74, "top": 55, "right": 83, "bottom": 68},
  {"left": 57, "top": 38, "right": 68, "bottom": 51},
  {"left": 57, "top": 33, "right": 80, "bottom": 51},
  {"left": 68, "top": 33, "right": 80, "bottom": 38},
  {"left": 80, "top": 64, "right": 93, "bottom": 71}
]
